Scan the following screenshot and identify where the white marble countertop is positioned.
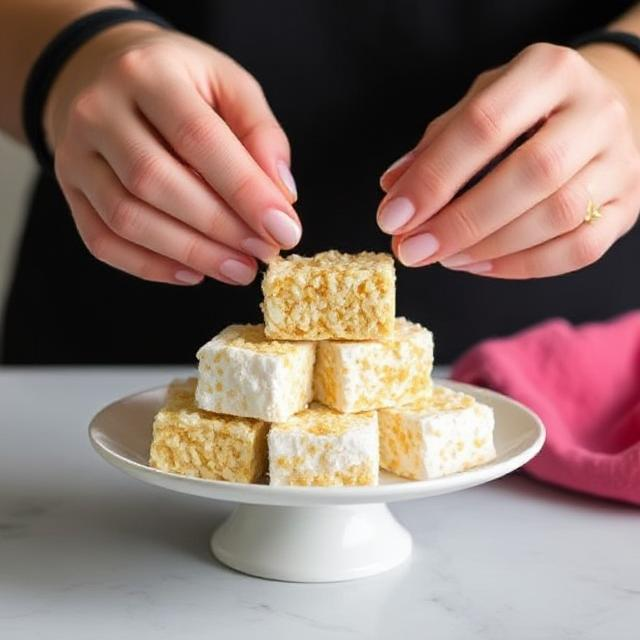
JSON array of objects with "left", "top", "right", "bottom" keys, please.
[{"left": 1, "top": 367, "right": 639, "bottom": 640}]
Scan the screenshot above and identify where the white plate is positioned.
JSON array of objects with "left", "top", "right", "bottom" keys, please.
[{"left": 89, "top": 380, "right": 544, "bottom": 582}]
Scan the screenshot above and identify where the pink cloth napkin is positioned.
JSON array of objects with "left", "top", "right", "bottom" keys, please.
[{"left": 452, "top": 311, "right": 640, "bottom": 506}]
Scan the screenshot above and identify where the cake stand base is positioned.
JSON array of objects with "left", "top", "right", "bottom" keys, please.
[{"left": 210, "top": 502, "right": 412, "bottom": 582}]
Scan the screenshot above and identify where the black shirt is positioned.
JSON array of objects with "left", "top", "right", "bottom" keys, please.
[{"left": 3, "top": 0, "right": 638, "bottom": 364}]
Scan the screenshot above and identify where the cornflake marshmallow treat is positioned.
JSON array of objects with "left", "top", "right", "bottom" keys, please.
[
  {"left": 314, "top": 317, "right": 434, "bottom": 413},
  {"left": 196, "top": 324, "right": 315, "bottom": 422},
  {"left": 261, "top": 251, "right": 396, "bottom": 340},
  {"left": 378, "top": 386, "right": 496, "bottom": 480},
  {"left": 149, "top": 378, "right": 269, "bottom": 483},
  {"left": 268, "top": 403, "right": 379, "bottom": 486}
]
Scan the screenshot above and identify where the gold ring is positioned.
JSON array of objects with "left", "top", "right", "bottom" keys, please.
[{"left": 584, "top": 199, "right": 603, "bottom": 224}]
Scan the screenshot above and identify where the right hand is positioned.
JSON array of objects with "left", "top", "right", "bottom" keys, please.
[{"left": 46, "top": 22, "right": 300, "bottom": 286}]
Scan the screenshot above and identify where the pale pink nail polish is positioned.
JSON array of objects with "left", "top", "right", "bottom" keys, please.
[
  {"left": 276, "top": 161, "right": 297, "bottom": 200},
  {"left": 241, "top": 237, "right": 279, "bottom": 263},
  {"left": 398, "top": 232, "right": 439, "bottom": 266},
  {"left": 459, "top": 261, "right": 492, "bottom": 274},
  {"left": 219, "top": 259, "right": 256, "bottom": 285},
  {"left": 377, "top": 197, "right": 415, "bottom": 234},
  {"left": 263, "top": 209, "right": 301, "bottom": 249},
  {"left": 440, "top": 253, "right": 474, "bottom": 268},
  {"left": 383, "top": 151, "right": 415, "bottom": 176},
  {"left": 175, "top": 270, "right": 203, "bottom": 285}
]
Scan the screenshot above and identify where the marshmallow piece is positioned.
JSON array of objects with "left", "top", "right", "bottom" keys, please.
[
  {"left": 378, "top": 386, "right": 496, "bottom": 480},
  {"left": 261, "top": 251, "right": 395, "bottom": 340},
  {"left": 314, "top": 317, "right": 434, "bottom": 413},
  {"left": 268, "top": 403, "right": 379, "bottom": 486},
  {"left": 149, "top": 378, "right": 268, "bottom": 483},
  {"left": 196, "top": 324, "right": 315, "bottom": 422}
]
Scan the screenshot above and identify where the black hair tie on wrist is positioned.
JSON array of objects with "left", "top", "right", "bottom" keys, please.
[
  {"left": 569, "top": 29, "right": 640, "bottom": 58},
  {"left": 22, "top": 7, "right": 172, "bottom": 173}
]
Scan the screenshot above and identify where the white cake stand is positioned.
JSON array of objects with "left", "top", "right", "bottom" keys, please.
[{"left": 89, "top": 380, "right": 544, "bottom": 583}]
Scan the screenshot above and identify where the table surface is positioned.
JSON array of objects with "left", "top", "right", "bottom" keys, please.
[{"left": 1, "top": 368, "right": 639, "bottom": 640}]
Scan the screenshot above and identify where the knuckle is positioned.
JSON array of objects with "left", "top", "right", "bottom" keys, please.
[
  {"left": 464, "top": 97, "right": 503, "bottom": 141},
  {"left": 85, "top": 232, "right": 109, "bottom": 263},
  {"left": 173, "top": 113, "right": 219, "bottom": 157},
  {"left": 179, "top": 235, "right": 206, "bottom": 268},
  {"left": 228, "top": 171, "right": 258, "bottom": 204},
  {"left": 124, "top": 152, "right": 164, "bottom": 199},
  {"left": 113, "top": 48, "right": 149, "bottom": 79},
  {"left": 571, "top": 233, "right": 605, "bottom": 267},
  {"left": 548, "top": 185, "right": 583, "bottom": 231},
  {"left": 411, "top": 161, "right": 449, "bottom": 203},
  {"left": 448, "top": 205, "right": 482, "bottom": 242},
  {"left": 603, "top": 93, "right": 628, "bottom": 129},
  {"left": 136, "top": 259, "right": 161, "bottom": 282},
  {"left": 521, "top": 142, "right": 565, "bottom": 187},
  {"left": 106, "top": 198, "right": 142, "bottom": 238},
  {"left": 68, "top": 89, "right": 102, "bottom": 129}
]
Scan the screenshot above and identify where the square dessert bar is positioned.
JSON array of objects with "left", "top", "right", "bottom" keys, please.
[
  {"left": 314, "top": 317, "right": 434, "bottom": 413},
  {"left": 378, "top": 386, "right": 496, "bottom": 480},
  {"left": 261, "top": 251, "right": 396, "bottom": 340},
  {"left": 268, "top": 403, "right": 379, "bottom": 486},
  {"left": 149, "top": 378, "right": 268, "bottom": 483},
  {"left": 196, "top": 324, "right": 315, "bottom": 422}
]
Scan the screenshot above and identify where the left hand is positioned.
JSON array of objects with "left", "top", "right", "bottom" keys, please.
[{"left": 377, "top": 43, "right": 640, "bottom": 278}]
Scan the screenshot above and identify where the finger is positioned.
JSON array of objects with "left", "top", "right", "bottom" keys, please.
[
  {"left": 377, "top": 45, "right": 579, "bottom": 235},
  {"left": 380, "top": 68, "right": 506, "bottom": 192},
  {"left": 89, "top": 106, "right": 280, "bottom": 263},
  {"left": 440, "top": 155, "right": 616, "bottom": 266},
  {"left": 133, "top": 70, "right": 302, "bottom": 249},
  {"left": 214, "top": 62, "right": 296, "bottom": 202},
  {"left": 62, "top": 187, "right": 204, "bottom": 285},
  {"left": 454, "top": 201, "right": 626, "bottom": 279},
  {"left": 395, "top": 104, "right": 608, "bottom": 267},
  {"left": 79, "top": 154, "right": 259, "bottom": 285}
]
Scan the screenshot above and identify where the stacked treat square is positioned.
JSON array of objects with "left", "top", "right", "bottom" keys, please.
[{"left": 149, "top": 251, "right": 496, "bottom": 486}]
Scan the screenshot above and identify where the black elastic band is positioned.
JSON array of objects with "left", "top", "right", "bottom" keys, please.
[
  {"left": 570, "top": 29, "right": 640, "bottom": 58},
  {"left": 22, "top": 7, "right": 171, "bottom": 172}
]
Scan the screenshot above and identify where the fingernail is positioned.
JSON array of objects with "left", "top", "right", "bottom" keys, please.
[
  {"left": 398, "top": 232, "right": 439, "bottom": 266},
  {"left": 175, "top": 269, "right": 203, "bottom": 285},
  {"left": 377, "top": 197, "right": 416, "bottom": 234},
  {"left": 219, "top": 259, "right": 256, "bottom": 285},
  {"left": 457, "top": 261, "right": 492, "bottom": 274},
  {"left": 276, "top": 161, "right": 297, "bottom": 200},
  {"left": 440, "top": 253, "right": 474, "bottom": 268},
  {"left": 383, "top": 151, "right": 415, "bottom": 177},
  {"left": 263, "top": 208, "right": 301, "bottom": 249},
  {"left": 241, "top": 237, "right": 279, "bottom": 263}
]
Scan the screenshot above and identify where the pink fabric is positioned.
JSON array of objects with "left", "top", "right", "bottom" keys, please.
[{"left": 452, "top": 311, "right": 640, "bottom": 506}]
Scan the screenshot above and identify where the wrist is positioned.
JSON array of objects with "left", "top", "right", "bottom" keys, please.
[
  {"left": 44, "top": 20, "right": 166, "bottom": 151},
  {"left": 578, "top": 42, "right": 640, "bottom": 144}
]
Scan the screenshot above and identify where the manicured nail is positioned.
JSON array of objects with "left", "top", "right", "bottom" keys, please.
[
  {"left": 241, "top": 237, "right": 279, "bottom": 263},
  {"left": 457, "top": 261, "right": 492, "bottom": 274},
  {"left": 263, "top": 208, "right": 301, "bottom": 249},
  {"left": 219, "top": 259, "right": 256, "bottom": 285},
  {"left": 383, "top": 151, "right": 415, "bottom": 177},
  {"left": 377, "top": 197, "right": 416, "bottom": 234},
  {"left": 175, "top": 269, "right": 203, "bottom": 285},
  {"left": 276, "top": 161, "right": 297, "bottom": 200},
  {"left": 440, "top": 253, "right": 474, "bottom": 268},
  {"left": 398, "top": 232, "right": 439, "bottom": 266}
]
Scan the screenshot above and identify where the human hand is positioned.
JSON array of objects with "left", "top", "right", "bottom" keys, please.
[
  {"left": 47, "top": 23, "right": 299, "bottom": 286},
  {"left": 377, "top": 43, "right": 640, "bottom": 278}
]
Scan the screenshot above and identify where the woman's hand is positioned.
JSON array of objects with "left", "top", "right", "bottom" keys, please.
[
  {"left": 47, "top": 22, "right": 300, "bottom": 286},
  {"left": 377, "top": 43, "right": 640, "bottom": 278}
]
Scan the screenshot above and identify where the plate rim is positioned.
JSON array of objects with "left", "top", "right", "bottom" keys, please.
[{"left": 89, "top": 379, "right": 546, "bottom": 504}]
